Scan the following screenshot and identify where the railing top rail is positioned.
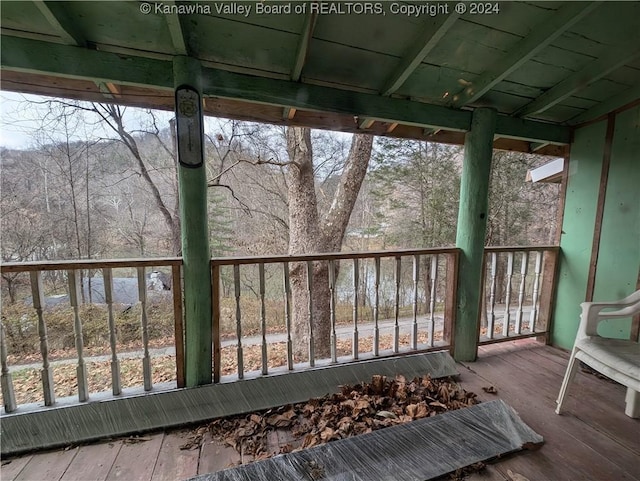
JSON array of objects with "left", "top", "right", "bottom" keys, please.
[
  {"left": 483, "top": 245, "right": 560, "bottom": 253},
  {"left": 211, "top": 247, "right": 460, "bottom": 266},
  {"left": 0, "top": 257, "right": 183, "bottom": 274}
]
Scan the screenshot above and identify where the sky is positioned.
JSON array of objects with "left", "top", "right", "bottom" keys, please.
[
  {"left": 0, "top": 90, "right": 177, "bottom": 150},
  {"left": 0, "top": 91, "right": 42, "bottom": 149}
]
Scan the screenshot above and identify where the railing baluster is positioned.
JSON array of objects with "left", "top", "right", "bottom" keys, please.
[
  {"left": 306, "top": 261, "right": 315, "bottom": 367},
  {"left": 515, "top": 252, "right": 529, "bottom": 335},
  {"left": 103, "top": 268, "right": 121, "bottom": 396},
  {"left": 234, "top": 264, "right": 244, "bottom": 379},
  {"left": 259, "top": 263, "right": 268, "bottom": 375},
  {"left": 175, "top": 264, "right": 186, "bottom": 386},
  {"left": 136, "top": 267, "right": 152, "bottom": 391},
  {"left": 394, "top": 256, "right": 401, "bottom": 353},
  {"left": 503, "top": 253, "right": 514, "bottom": 337},
  {"left": 1, "top": 321, "right": 17, "bottom": 412},
  {"left": 530, "top": 251, "right": 543, "bottom": 333},
  {"left": 68, "top": 270, "right": 89, "bottom": 402},
  {"left": 373, "top": 257, "right": 381, "bottom": 356},
  {"left": 283, "top": 263, "right": 293, "bottom": 370},
  {"left": 30, "top": 272, "right": 55, "bottom": 406},
  {"left": 328, "top": 260, "right": 337, "bottom": 363},
  {"left": 487, "top": 253, "right": 497, "bottom": 340},
  {"left": 411, "top": 255, "right": 420, "bottom": 350},
  {"left": 352, "top": 258, "right": 359, "bottom": 360},
  {"left": 429, "top": 255, "right": 438, "bottom": 348}
]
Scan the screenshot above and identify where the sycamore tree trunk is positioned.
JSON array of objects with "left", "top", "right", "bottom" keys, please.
[{"left": 286, "top": 127, "right": 373, "bottom": 360}]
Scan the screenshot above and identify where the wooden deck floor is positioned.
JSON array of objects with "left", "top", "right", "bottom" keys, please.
[{"left": 2, "top": 340, "right": 638, "bottom": 481}]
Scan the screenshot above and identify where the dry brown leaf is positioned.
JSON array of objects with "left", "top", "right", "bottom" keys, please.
[
  {"left": 507, "top": 470, "right": 531, "bottom": 481},
  {"left": 482, "top": 386, "right": 498, "bottom": 394},
  {"left": 376, "top": 410, "right": 398, "bottom": 419}
]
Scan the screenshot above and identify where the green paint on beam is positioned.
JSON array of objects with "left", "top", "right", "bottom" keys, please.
[
  {"left": 516, "top": 46, "right": 640, "bottom": 118},
  {"left": 174, "top": 56, "right": 212, "bottom": 387},
  {"left": 454, "top": 108, "right": 496, "bottom": 362},
  {"left": 164, "top": 1, "right": 188, "bottom": 55},
  {"left": 33, "top": 0, "right": 87, "bottom": 47},
  {"left": 1, "top": 35, "right": 174, "bottom": 89},
  {"left": 1, "top": 35, "right": 571, "bottom": 143},
  {"left": 204, "top": 67, "right": 471, "bottom": 132},
  {"left": 568, "top": 85, "right": 640, "bottom": 125},
  {"left": 291, "top": 12, "right": 317, "bottom": 81},
  {"left": 551, "top": 121, "right": 607, "bottom": 350},
  {"left": 451, "top": 2, "right": 601, "bottom": 108},
  {"left": 381, "top": 13, "right": 459, "bottom": 96},
  {"left": 494, "top": 115, "right": 570, "bottom": 145},
  {"left": 592, "top": 106, "right": 640, "bottom": 339}
]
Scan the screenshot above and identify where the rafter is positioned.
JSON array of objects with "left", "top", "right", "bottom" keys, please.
[
  {"left": 33, "top": 1, "right": 86, "bottom": 47},
  {"left": 358, "top": 118, "right": 375, "bottom": 129},
  {"left": 451, "top": 1, "right": 602, "bottom": 108},
  {"left": 516, "top": 47, "right": 640, "bottom": 118},
  {"left": 282, "top": 12, "right": 317, "bottom": 120},
  {"left": 164, "top": 2, "right": 188, "bottom": 56},
  {"left": 0, "top": 35, "right": 571, "bottom": 145},
  {"left": 568, "top": 85, "right": 640, "bottom": 126},
  {"left": 95, "top": 81, "right": 121, "bottom": 100},
  {"left": 283, "top": 107, "right": 297, "bottom": 120},
  {"left": 381, "top": 14, "right": 459, "bottom": 97},
  {"left": 291, "top": 12, "right": 317, "bottom": 82}
]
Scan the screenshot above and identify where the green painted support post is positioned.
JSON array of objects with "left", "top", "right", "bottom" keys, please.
[
  {"left": 454, "top": 108, "right": 497, "bottom": 362},
  {"left": 173, "top": 56, "right": 212, "bottom": 386}
]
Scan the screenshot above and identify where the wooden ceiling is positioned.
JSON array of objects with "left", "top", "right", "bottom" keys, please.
[{"left": 2, "top": 1, "right": 639, "bottom": 156}]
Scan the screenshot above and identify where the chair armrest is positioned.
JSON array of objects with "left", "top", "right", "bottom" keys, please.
[{"left": 577, "top": 290, "right": 640, "bottom": 338}]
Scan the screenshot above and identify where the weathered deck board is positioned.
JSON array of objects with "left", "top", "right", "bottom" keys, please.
[
  {"left": 197, "top": 434, "right": 240, "bottom": 475},
  {"left": 59, "top": 442, "right": 120, "bottom": 481},
  {"left": 105, "top": 433, "right": 163, "bottom": 481},
  {"left": 0, "top": 455, "right": 32, "bottom": 481},
  {"left": 151, "top": 430, "right": 199, "bottom": 481},
  {"left": 2, "top": 341, "right": 638, "bottom": 481},
  {"left": 13, "top": 449, "right": 76, "bottom": 481},
  {"left": 463, "top": 342, "right": 640, "bottom": 481},
  {"left": 506, "top": 345, "right": 638, "bottom": 451}
]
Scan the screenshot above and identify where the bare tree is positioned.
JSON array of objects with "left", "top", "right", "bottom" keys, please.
[{"left": 286, "top": 127, "right": 373, "bottom": 358}]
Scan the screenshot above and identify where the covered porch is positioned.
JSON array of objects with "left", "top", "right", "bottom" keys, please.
[
  {"left": 1, "top": 1, "right": 639, "bottom": 478},
  {"left": 2, "top": 340, "right": 638, "bottom": 480}
]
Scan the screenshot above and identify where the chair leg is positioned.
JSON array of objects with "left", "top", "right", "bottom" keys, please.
[
  {"left": 624, "top": 388, "right": 640, "bottom": 418},
  {"left": 556, "top": 349, "right": 580, "bottom": 414}
]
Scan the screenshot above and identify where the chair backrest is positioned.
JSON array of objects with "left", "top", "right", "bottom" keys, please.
[{"left": 578, "top": 289, "right": 640, "bottom": 339}]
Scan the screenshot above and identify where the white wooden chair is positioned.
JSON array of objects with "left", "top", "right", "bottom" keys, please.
[{"left": 556, "top": 289, "right": 640, "bottom": 418}]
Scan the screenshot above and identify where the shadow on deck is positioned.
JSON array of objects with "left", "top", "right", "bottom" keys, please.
[{"left": 1, "top": 339, "right": 638, "bottom": 481}]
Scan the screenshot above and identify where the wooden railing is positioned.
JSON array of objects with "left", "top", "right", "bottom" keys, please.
[
  {"left": 0, "top": 245, "right": 560, "bottom": 413},
  {"left": 0, "top": 258, "right": 183, "bottom": 413},
  {"left": 478, "top": 246, "right": 559, "bottom": 345},
  {"left": 210, "top": 248, "right": 460, "bottom": 382}
]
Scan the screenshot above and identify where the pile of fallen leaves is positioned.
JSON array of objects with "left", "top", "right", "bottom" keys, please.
[{"left": 182, "top": 374, "right": 478, "bottom": 462}]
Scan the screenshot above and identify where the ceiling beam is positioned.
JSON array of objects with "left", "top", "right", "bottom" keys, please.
[
  {"left": 0, "top": 35, "right": 571, "bottom": 145},
  {"left": 283, "top": 107, "right": 297, "bottom": 120},
  {"left": 283, "top": 12, "right": 317, "bottom": 122},
  {"left": 567, "top": 84, "right": 640, "bottom": 126},
  {"left": 358, "top": 118, "right": 375, "bottom": 129},
  {"left": 381, "top": 14, "right": 459, "bottom": 97},
  {"left": 164, "top": 1, "right": 188, "bottom": 55},
  {"left": 33, "top": 1, "right": 86, "bottom": 47},
  {"left": 451, "top": 1, "right": 601, "bottom": 108},
  {"left": 95, "top": 81, "right": 121, "bottom": 100},
  {"left": 515, "top": 46, "right": 640, "bottom": 118},
  {"left": 291, "top": 12, "right": 317, "bottom": 81}
]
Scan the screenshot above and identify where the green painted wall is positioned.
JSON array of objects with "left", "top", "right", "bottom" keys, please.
[
  {"left": 552, "top": 105, "right": 640, "bottom": 349},
  {"left": 592, "top": 106, "right": 640, "bottom": 338}
]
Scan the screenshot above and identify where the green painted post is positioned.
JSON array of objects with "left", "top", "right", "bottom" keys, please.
[
  {"left": 173, "top": 56, "right": 212, "bottom": 386},
  {"left": 454, "top": 108, "right": 497, "bottom": 362}
]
